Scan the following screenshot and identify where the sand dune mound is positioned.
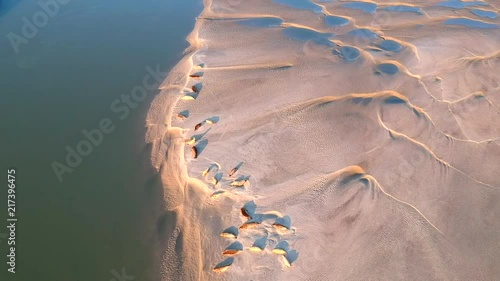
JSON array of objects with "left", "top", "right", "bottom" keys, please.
[{"left": 146, "top": 0, "right": 500, "bottom": 279}]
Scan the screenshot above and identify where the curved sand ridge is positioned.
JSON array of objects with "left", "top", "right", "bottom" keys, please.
[{"left": 146, "top": 0, "right": 500, "bottom": 280}]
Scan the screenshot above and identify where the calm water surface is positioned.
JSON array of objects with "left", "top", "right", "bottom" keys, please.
[{"left": 0, "top": 0, "right": 202, "bottom": 280}]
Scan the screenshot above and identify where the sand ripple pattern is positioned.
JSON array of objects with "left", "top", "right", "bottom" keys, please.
[{"left": 146, "top": 0, "right": 500, "bottom": 280}]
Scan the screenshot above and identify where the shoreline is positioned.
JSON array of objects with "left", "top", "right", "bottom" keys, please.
[
  {"left": 146, "top": 0, "right": 228, "bottom": 280},
  {"left": 146, "top": 0, "right": 500, "bottom": 280}
]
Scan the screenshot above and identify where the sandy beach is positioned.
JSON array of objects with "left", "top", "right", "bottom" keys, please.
[{"left": 146, "top": 0, "right": 500, "bottom": 280}]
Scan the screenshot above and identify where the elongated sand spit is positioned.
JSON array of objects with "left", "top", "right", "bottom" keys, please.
[{"left": 146, "top": 0, "right": 500, "bottom": 280}]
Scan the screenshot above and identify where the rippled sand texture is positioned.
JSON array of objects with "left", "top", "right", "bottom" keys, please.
[{"left": 146, "top": 0, "right": 500, "bottom": 280}]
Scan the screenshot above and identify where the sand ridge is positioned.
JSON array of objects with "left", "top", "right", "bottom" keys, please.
[{"left": 146, "top": 0, "right": 500, "bottom": 280}]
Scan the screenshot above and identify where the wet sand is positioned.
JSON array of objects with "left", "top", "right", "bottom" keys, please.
[{"left": 146, "top": 0, "right": 500, "bottom": 280}]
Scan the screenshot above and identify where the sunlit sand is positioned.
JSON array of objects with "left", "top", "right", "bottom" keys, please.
[{"left": 146, "top": 0, "right": 500, "bottom": 279}]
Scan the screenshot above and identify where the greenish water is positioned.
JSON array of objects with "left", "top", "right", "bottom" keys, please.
[{"left": 0, "top": 0, "right": 202, "bottom": 280}]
